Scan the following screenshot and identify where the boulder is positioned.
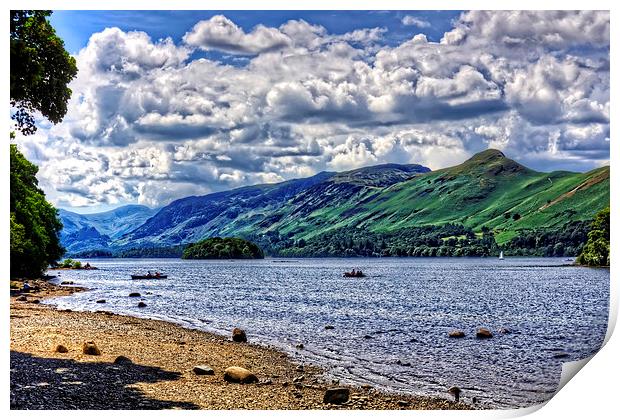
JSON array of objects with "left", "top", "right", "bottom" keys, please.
[
  {"left": 82, "top": 341, "right": 101, "bottom": 355},
  {"left": 114, "top": 355, "right": 133, "bottom": 365},
  {"left": 16, "top": 296, "right": 27, "bottom": 302},
  {"left": 476, "top": 328, "right": 493, "bottom": 339},
  {"left": 137, "top": 301, "right": 147, "bottom": 308},
  {"left": 232, "top": 327, "right": 247, "bottom": 343},
  {"left": 449, "top": 330, "right": 466, "bottom": 338},
  {"left": 54, "top": 344, "right": 69, "bottom": 353},
  {"left": 193, "top": 365, "right": 215, "bottom": 375},
  {"left": 31, "top": 299, "right": 40, "bottom": 304},
  {"left": 296, "top": 343, "right": 304, "bottom": 349},
  {"left": 224, "top": 366, "right": 258, "bottom": 384},
  {"left": 447, "top": 386, "right": 462, "bottom": 402},
  {"left": 325, "top": 325, "right": 335, "bottom": 330},
  {"left": 129, "top": 292, "right": 141, "bottom": 297},
  {"left": 96, "top": 299, "right": 106, "bottom": 304},
  {"left": 498, "top": 327, "right": 511, "bottom": 334},
  {"left": 323, "top": 388, "right": 350, "bottom": 404},
  {"left": 61, "top": 281, "right": 74, "bottom": 285}
]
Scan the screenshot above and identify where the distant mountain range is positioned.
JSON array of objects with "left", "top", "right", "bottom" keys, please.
[{"left": 59, "top": 150, "right": 609, "bottom": 257}]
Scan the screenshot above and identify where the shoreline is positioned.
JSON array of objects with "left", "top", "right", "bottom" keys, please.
[{"left": 10, "top": 278, "right": 471, "bottom": 410}]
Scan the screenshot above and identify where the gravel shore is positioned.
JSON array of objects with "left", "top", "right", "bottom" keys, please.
[{"left": 10, "top": 279, "right": 472, "bottom": 410}]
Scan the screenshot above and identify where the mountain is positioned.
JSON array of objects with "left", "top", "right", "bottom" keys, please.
[
  {"left": 59, "top": 150, "right": 609, "bottom": 257},
  {"left": 58, "top": 205, "right": 159, "bottom": 254}
]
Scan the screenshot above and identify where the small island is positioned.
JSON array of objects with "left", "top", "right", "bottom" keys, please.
[{"left": 182, "top": 237, "right": 264, "bottom": 260}]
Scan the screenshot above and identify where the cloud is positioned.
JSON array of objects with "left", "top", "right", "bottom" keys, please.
[
  {"left": 442, "top": 10, "right": 610, "bottom": 51},
  {"left": 183, "top": 15, "right": 291, "bottom": 54},
  {"left": 401, "top": 15, "right": 431, "bottom": 28},
  {"left": 17, "top": 12, "right": 610, "bottom": 209}
]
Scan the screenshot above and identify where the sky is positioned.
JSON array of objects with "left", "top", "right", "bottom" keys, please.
[{"left": 14, "top": 10, "right": 610, "bottom": 213}]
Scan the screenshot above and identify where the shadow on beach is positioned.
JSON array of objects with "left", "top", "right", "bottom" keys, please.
[{"left": 10, "top": 351, "right": 199, "bottom": 410}]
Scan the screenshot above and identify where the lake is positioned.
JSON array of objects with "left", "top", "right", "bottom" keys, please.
[{"left": 45, "top": 257, "right": 609, "bottom": 409}]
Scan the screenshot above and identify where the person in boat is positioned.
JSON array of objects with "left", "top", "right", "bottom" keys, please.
[
  {"left": 147, "top": 271, "right": 152, "bottom": 277},
  {"left": 84, "top": 262, "right": 91, "bottom": 269},
  {"left": 155, "top": 272, "right": 161, "bottom": 278}
]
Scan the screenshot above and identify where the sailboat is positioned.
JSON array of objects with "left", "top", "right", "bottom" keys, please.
[{"left": 499, "top": 251, "right": 504, "bottom": 260}]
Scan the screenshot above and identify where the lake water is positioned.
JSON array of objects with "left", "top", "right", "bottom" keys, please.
[{"left": 45, "top": 257, "right": 609, "bottom": 409}]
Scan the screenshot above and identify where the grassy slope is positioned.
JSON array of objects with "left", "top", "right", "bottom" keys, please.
[
  {"left": 263, "top": 150, "right": 609, "bottom": 245},
  {"left": 109, "top": 150, "right": 608, "bottom": 250}
]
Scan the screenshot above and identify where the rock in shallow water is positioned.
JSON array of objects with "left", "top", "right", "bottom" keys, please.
[
  {"left": 129, "top": 292, "right": 141, "bottom": 297},
  {"left": 232, "top": 327, "right": 247, "bottom": 343},
  {"left": 476, "top": 328, "right": 493, "bottom": 339},
  {"left": 223, "top": 366, "right": 258, "bottom": 384},
  {"left": 137, "top": 301, "right": 147, "bottom": 308},
  {"left": 323, "top": 388, "right": 350, "bottom": 404},
  {"left": 449, "top": 330, "right": 466, "bottom": 338}
]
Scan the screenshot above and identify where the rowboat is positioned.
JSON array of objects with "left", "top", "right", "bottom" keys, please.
[
  {"left": 343, "top": 271, "right": 365, "bottom": 278},
  {"left": 131, "top": 274, "right": 167, "bottom": 279}
]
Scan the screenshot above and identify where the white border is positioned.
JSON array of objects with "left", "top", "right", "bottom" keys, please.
[{"left": 3, "top": 2, "right": 617, "bottom": 420}]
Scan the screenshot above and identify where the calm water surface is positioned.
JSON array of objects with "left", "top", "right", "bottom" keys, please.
[{"left": 46, "top": 257, "right": 609, "bottom": 409}]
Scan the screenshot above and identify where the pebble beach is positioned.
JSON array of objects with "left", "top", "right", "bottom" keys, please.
[{"left": 10, "top": 279, "right": 471, "bottom": 410}]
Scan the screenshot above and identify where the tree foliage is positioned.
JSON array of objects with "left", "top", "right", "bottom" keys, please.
[
  {"left": 10, "top": 145, "right": 64, "bottom": 277},
  {"left": 247, "top": 223, "right": 500, "bottom": 258},
  {"left": 577, "top": 207, "right": 610, "bottom": 266},
  {"left": 182, "top": 237, "right": 264, "bottom": 259},
  {"left": 10, "top": 10, "right": 77, "bottom": 135}
]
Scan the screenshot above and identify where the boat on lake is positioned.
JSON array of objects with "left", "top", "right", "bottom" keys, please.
[
  {"left": 131, "top": 273, "right": 167, "bottom": 279},
  {"left": 343, "top": 270, "right": 365, "bottom": 278}
]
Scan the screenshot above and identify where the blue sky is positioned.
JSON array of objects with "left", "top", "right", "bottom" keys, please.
[
  {"left": 16, "top": 10, "right": 609, "bottom": 212},
  {"left": 51, "top": 10, "right": 462, "bottom": 55}
]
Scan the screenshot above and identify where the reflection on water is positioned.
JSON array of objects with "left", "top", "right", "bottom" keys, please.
[{"left": 47, "top": 257, "right": 609, "bottom": 409}]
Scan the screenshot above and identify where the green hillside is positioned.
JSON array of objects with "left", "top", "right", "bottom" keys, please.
[
  {"left": 262, "top": 150, "right": 609, "bottom": 247},
  {"left": 62, "top": 149, "right": 609, "bottom": 258}
]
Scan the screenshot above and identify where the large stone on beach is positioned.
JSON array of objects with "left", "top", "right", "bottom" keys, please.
[
  {"left": 82, "top": 341, "right": 101, "bottom": 355},
  {"left": 96, "top": 299, "right": 106, "bottom": 304},
  {"left": 323, "top": 388, "right": 350, "bottom": 404},
  {"left": 137, "top": 301, "right": 147, "bottom": 308},
  {"left": 232, "top": 327, "right": 247, "bottom": 342},
  {"left": 129, "top": 292, "right": 141, "bottom": 297},
  {"left": 193, "top": 365, "right": 215, "bottom": 375},
  {"left": 449, "top": 330, "right": 465, "bottom": 338},
  {"left": 223, "top": 366, "right": 258, "bottom": 384},
  {"left": 54, "top": 344, "right": 69, "bottom": 353},
  {"left": 114, "top": 355, "right": 133, "bottom": 365},
  {"left": 476, "top": 328, "right": 493, "bottom": 339}
]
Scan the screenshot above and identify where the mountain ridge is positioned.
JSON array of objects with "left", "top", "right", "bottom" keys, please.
[{"left": 58, "top": 149, "right": 609, "bottom": 257}]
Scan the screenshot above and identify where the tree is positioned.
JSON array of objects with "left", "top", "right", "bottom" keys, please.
[
  {"left": 10, "top": 145, "right": 64, "bottom": 277},
  {"left": 10, "top": 10, "right": 78, "bottom": 135},
  {"left": 10, "top": 10, "right": 75, "bottom": 277},
  {"left": 577, "top": 207, "right": 610, "bottom": 266}
]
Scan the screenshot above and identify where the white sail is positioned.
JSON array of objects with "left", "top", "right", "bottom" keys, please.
[{"left": 499, "top": 251, "right": 504, "bottom": 260}]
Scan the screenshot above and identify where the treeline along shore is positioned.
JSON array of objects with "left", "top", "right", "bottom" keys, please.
[{"left": 10, "top": 279, "right": 471, "bottom": 410}]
